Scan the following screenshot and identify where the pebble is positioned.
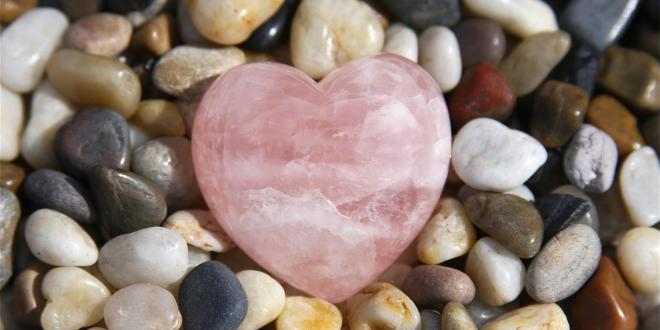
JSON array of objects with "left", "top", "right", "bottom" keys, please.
[
  {"left": 24, "top": 209, "right": 98, "bottom": 266},
  {"left": 20, "top": 81, "right": 75, "bottom": 170},
  {"left": 290, "top": 0, "right": 384, "bottom": 79},
  {"left": 131, "top": 100, "right": 186, "bottom": 137},
  {"left": 132, "top": 137, "right": 202, "bottom": 211},
  {"left": 237, "top": 270, "right": 286, "bottom": 330},
  {"left": 179, "top": 261, "right": 248, "bottom": 330},
  {"left": 466, "top": 237, "right": 525, "bottom": 306},
  {"left": 560, "top": 0, "right": 640, "bottom": 51},
  {"left": 464, "top": 192, "right": 544, "bottom": 258},
  {"left": 128, "top": 122, "right": 153, "bottom": 150},
  {"left": 453, "top": 18, "right": 506, "bottom": 68},
  {"left": 0, "top": 0, "right": 36, "bottom": 23},
  {"left": 550, "top": 41, "right": 601, "bottom": 96},
  {"left": 104, "top": 283, "right": 182, "bottom": 330},
  {"left": 187, "top": 0, "right": 284, "bottom": 45},
  {"left": 0, "top": 189, "right": 20, "bottom": 289},
  {"left": 587, "top": 95, "right": 645, "bottom": 155},
  {"left": 176, "top": 0, "right": 208, "bottom": 44},
  {"left": 419, "top": 26, "right": 462, "bottom": 92},
  {"left": 164, "top": 210, "right": 233, "bottom": 252},
  {"left": 598, "top": 47, "right": 660, "bottom": 112},
  {"left": 153, "top": 45, "right": 246, "bottom": 100},
  {"left": 346, "top": 282, "right": 420, "bottom": 330},
  {"left": 571, "top": 255, "right": 638, "bottom": 330},
  {"left": 41, "top": 266, "right": 111, "bottom": 330},
  {"left": 378, "top": 0, "right": 460, "bottom": 30},
  {"left": 619, "top": 147, "right": 660, "bottom": 227},
  {"left": 0, "top": 8, "right": 68, "bottom": 93},
  {"left": 442, "top": 302, "right": 477, "bottom": 330},
  {"left": 463, "top": 0, "right": 558, "bottom": 38},
  {"left": 176, "top": 99, "right": 199, "bottom": 137},
  {"left": 552, "top": 184, "right": 599, "bottom": 231},
  {"left": 383, "top": 23, "right": 418, "bottom": 63},
  {"left": 46, "top": 49, "right": 142, "bottom": 118},
  {"left": 99, "top": 227, "right": 188, "bottom": 288},
  {"left": 466, "top": 299, "right": 519, "bottom": 327},
  {"left": 242, "top": 0, "right": 299, "bottom": 52},
  {"left": 503, "top": 185, "right": 536, "bottom": 202},
  {"left": 0, "top": 162, "right": 25, "bottom": 192},
  {"left": 12, "top": 262, "right": 48, "bottom": 327},
  {"left": 401, "top": 265, "right": 475, "bottom": 308},
  {"left": 563, "top": 124, "right": 618, "bottom": 193},
  {"left": 132, "top": 14, "right": 172, "bottom": 56},
  {"left": 499, "top": 31, "right": 571, "bottom": 96},
  {"left": 416, "top": 198, "right": 476, "bottom": 265},
  {"left": 64, "top": 13, "right": 133, "bottom": 57},
  {"left": 526, "top": 224, "right": 601, "bottom": 302},
  {"left": 448, "top": 63, "right": 515, "bottom": 127},
  {"left": 22, "top": 169, "right": 96, "bottom": 224},
  {"left": 0, "top": 86, "right": 23, "bottom": 162},
  {"left": 617, "top": 227, "right": 660, "bottom": 293},
  {"left": 531, "top": 81, "right": 588, "bottom": 148},
  {"left": 54, "top": 108, "right": 130, "bottom": 178},
  {"left": 536, "top": 193, "right": 591, "bottom": 241},
  {"left": 480, "top": 303, "right": 569, "bottom": 330},
  {"left": 420, "top": 309, "right": 442, "bottom": 330}
]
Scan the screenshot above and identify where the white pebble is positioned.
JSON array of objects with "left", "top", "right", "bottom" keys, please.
[
  {"left": 25, "top": 209, "right": 98, "bottom": 267},
  {"left": 163, "top": 209, "right": 234, "bottom": 252},
  {"left": 277, "top": 296, "right": 343, "bottom": 330},
  {"left": 481, "top": 303, "right": 569, "bottom": 330},
  {"left": 419, "top": 26, "right": 462, "bottom": 92},
  {"left": 21, "top": 80, "right": 76, "bottom": 169},
  {"left": 237, "top": 270, "right": 286, "bottom": 330},
  {"left": 619, "top": 147, "right": 660, "bottom": 227},
  {"left": 346, "top": 282, "right": 420, "bottom": 330},
  {"left": 617, "top": 227, "right": 660, "bottom": 293},
  {"left": 417, "top": 198, "right": 476, "bottom": 265},
  {"left": 104, "top": 283, "right": 182, "bottom": 330},
  {"left": 0, "top": 8, "right": 69, "bottom": 93},
  {"left": 466, "top": 238, "right": 525, "bottom": 306},
  {"left": 464, "top": 0, "right": 558, "bottom": 38},
  {"left": 0, "top": 85, "right": 23, "bottom": 161},
  {"left": 383, "top": 23, "right": 418, "bottom": 63},
  {"left": 452, "top": 118, "right": 548, "bottom": 192},
  {"left": 564, "top": 124, "right": 618, "bottom": 193},
  {"left": 99, "top": 227, "right": 188, "bottom": 289}
]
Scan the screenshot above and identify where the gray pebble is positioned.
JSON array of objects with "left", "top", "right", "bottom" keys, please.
[
  {"left": 563, "top": 124, "right": 618, "bottom": 193},
  {"left": 421, "top": 309, "right": 441, "bottom": 330}
]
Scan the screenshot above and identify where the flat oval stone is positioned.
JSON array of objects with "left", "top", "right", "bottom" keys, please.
[
  {"left": 571, "top": 256, "right": 638, "bottom": 330},
  {"left": 464, "top": 192, "right": 544, "bottom": 258},
  {"left": 0, "top": 8, "right": 68, "bottom": 93},
  {"left": 99, "top": 227, "right": 188, "bottom": 289},
  {"left": 290, "top": 0, "right": 384, "bottom": 79},
  {"left": 378, "top": 0, "right": 460, "bottom": 30},
  {"left": 449, "top": 63, "right": 515, "bottom": 127},
  {"left": 453, "top": 18, "right": 506, "bottom": 68},
  {"left": 563, "top": 124, "right": 618, "bottom": 193},
  {"left": 0, "top": 0, "right": 37, "bottom": 23},
  {"left": 598, "top": 47, "right": 660, "bottom": 112},
  {"left": 383, "top": 23, "right": 418, "bottom": 63},
  {"left": 46, "top": 48, "right": 142, "bottom": 118},
  {"left": 131, "top": 100, "right": 186, "bottom": 137},
  {"left": 347, "top": 282, "right": 420, "bottom": 330},
  {"left": 619, "top": 147, "right": 660, "bottom": 226},
  {"left": 54, "top": 108, "right": 130, "bottom": 178},
  {"left": 22, "top": 169, "right": 95, "bottom": 224},
  {"left": 587, "top": 95, "right": 645, "bottom": 156},
  {"left": 277, "top": 296, "right": 342, "bottom": 330},
  {"left": 417, "top": 198, "right": 476, "bottom": 265},
  {"left": 21, "top": 81, "right": 76, "bottom": 169},
  {"left": 401, "top": 265, "right": 475, "bottom": 308},
  {"left": 64, "top": 13, "right": 133, "bottom": 57},
  {"left": 531, "top": 81, "right": 588, "bottom": 148},
  {"left": 163, "top": 209, "right": 233, "bottom": 253},
  {"left": 617, "top": 227, "right": 660, "bottom": 293},
  {"left": 442, "top": 302, "right": 477, "bottom": 330},
  {"left": 153, "top": 45, "right": 246, "bottom": 100},
  {"left": 12, "top": 262, "right": 48, "bottom": 327},
  {"left": 104, "top": 283, "right": 182, "bottom": 330},
  {"left": 237, "top": 270, "right": 286, "bottom": 330},
  {"left": 499, "top": 31, "right": 571, "bottom": 96},
  {"left": 132, "top": 14, "right": 172, "bottom": 56},
  {"left": 41, "top": 266, "right": 110, "bottom": 330},
  {"left": 535, "top": 193, "right": 591, "bottom": 241},
  {"left": 419, "top": 26, "right": 462, "bottom": 92},
  {"left": 0, "top": 162, "right": 25, "bottom": 192},
  {"left": 466, "top": 237, "right": 525, "bottom": 306},
  {"left": 463, "top": 0, "right": 557, "bottom": 38},
  {"left": 89, "top": 166, "right": 167, "bottom": 238},
  {"left": 481, "top": 303, "right": 569, "bottom": 330},
  {"left": 526, "top": 224, "right": 601, "bottom": 303},
  {"left": 0, "top": 189, "right": 20, "bottom": 289},
  {"left": 179, "top": 261, "right": 248, "bottom": 330},
  {"left": 0, "top": 85, "right": 23, "bottom": 162},
  {"left": 552, "top": 184, "right": 599, "bottom": 231},
  {"left": 242, "top": 0, "right": 299, "bottom": 52}
]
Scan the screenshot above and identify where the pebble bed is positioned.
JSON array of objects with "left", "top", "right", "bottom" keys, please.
[{"left": 0, "top": 0, "right": 659, "bottom": 329}]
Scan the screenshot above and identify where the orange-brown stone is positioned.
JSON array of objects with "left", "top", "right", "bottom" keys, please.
[
  {"left": 132, "top": 14, "right": 172, "bottom": 57},
  {"left": 0, "top": 162, "right": 25, "bottom": 192},
  {"left": 587, "top": 95, "right": 645, "bottom": 156},
  {"left": 0, "top": 0, "right": 37, "bottom": 23}
]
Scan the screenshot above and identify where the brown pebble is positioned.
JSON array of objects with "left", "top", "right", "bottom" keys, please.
[
  {"left": 586, "top": 95, "right": 645, "bottom": 156},
  {"left": 132, "top": 99, "right": 186, "bottom": 137},
  {"left": 132, "top": 14, "right": 172, "bottom": 57},
  {"left": 64, "top": 13, "right": 133, "bottom": 57},
  {"left": 0, "top": 0, "right": 36, "bottom": 24},
  {"left": 401, "top": 265, "right": 475, "bottom": 309},
  {"left": 531, "top": 80, "right": 588, "bottom": 148},
  {"left": 0, "top": 162, "right": 25, "bottom": 192},
  {"left": 12, "top": 262, "right": 49, "bottom": 327}
]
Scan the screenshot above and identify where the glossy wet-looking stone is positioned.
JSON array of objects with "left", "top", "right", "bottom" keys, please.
[
  {"left": 530, "top": 80, "right": 588, "bottom": 148},
  {"left": 586, "top": 95, "right": 645, "bottom": 155}
]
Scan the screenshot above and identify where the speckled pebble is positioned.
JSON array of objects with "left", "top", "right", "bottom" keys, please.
[{"left": 564, "top": 124, "right": 618, "bottom": 193}]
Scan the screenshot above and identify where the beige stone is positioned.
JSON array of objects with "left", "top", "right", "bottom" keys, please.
[
  {"left": 481, "top": 303, "right": 569, "bottom": 330},
  {"left": 417, "top": 198, "right": 476, "bottom": 265}
]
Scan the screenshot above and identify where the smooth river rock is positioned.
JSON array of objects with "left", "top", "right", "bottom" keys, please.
[
  {"left": 0, "top": 85, "right": 23, "bottom": 162},
  {"left": 552, "top": 184, "right": 599, "bottom": 231},
  {"left": 619, "top": 147, "right": 660, "bottom": 227},
  {"left": 64, "top": 13, "right": 133, "bottom": 57},
  {"left": 536, "top": 193, "right": 591, "bottom": 241},
  {"left": 563, "top": 124, "right": 618, "bottom": 193},
  {"left": 442, "top": 302, "right": 477, "bottom": 330},
  {"left": 587, "top": 95, "right": 645, "bottom": 155},
  {"left": 419, "top": 26, "right": 462, "bottom": 92},
  {"left": 237, "top": 270, "right": 286, "bottom": 330},
  {"left": 463, "top": 0, "right": 557, "bottom": 38},
  {"left": 530, "top": 81, "right": 588, "bottom": 148},
  {"left": 453, "top": 18, "right": 506, "bottom": 68},
  {"left": 12, "top": 262, "right": 47, "bottom": 327},
  {"left": 104, "top": 283, "right": 182, "bottom": 330},
  {"left": 617, "top": 227, "right": 660, "bottom": 293},
  {"left": 164, "top": 209, "right": 233, "bottom": 253},
  {"left": 401, "top": 265, "right": 476, "bottom": 308},
  {"left": 383, "top": 23, "right": 418, "bottom": 63},
  {"left": 131, "top": 100, "right": 186, "bottom": 137},
  {"left": 347, "top": 282, "right": 420, "bottom": 330},
  {"left": 481, "top": 303, "right": 569, "bottom": 330},
  {"left": 378, "top": 0, "right": 460, "bottom": 30},
  {"left": 0, "top": 162, "right": 24, "bottom": 192},
  {"left": 0, "top": 189, "right": 20, "bottom": 289}
]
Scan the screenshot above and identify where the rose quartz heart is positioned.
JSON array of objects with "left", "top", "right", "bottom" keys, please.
[{"left": 192, "top": 54, "right": 451, "bottom": 302}]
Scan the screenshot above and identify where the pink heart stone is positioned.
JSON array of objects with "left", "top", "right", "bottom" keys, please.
[{"left": 192, "top": 54, "right": 451, "bottom": 302}]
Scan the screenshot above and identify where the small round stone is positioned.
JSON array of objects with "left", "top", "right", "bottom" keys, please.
[
  {"left": 530, "top": 80, "right": 588, "bottom": 148},
  {"left": 552, "top": 184, "right": 599, "bottom": 232},
  {"left": 535, "top": 193, "right": 591, "bottom": 241},
  {"left": 0, "top": 85, "right": 23, "bottom": 162},
  {"left": 480, "top": 303, "right": 569, "bottom": 330},
  {"left": 617, "top": 227, "right": 660, "bottom": 293},
  {"left": 383, "top": 23, "right": 418, "bottom": 63},
  {"left": 442, "top": 302, "right": 477, "bottom": 330},
  {"left": 0, "top": 162, "right": 25, "bottom": 192},
  {"left": 587, "top": 95, "right": 646, "bottom": 155},
  {"left": 0, "top": 189, "right": 20, "bottom": 289},
  {"left": 104, "top": 283, "right": 182, "bottom": 330},
  {"left": 25, "top": 209, "right": 98, "bottom": 267},
  {"left": 526, "top": 224, "right": 601, "bottom": 303},
  {"left": 237, "top": 270, "right": 286, "bottom": 330},
  {"left": 419, "top": 26, "right": 462, "bottom": 92},
  {"left": 164, "top": 210, "right": 233, "bottom": 253},
  {"left": 179, "top": 261, "right": 248, "bottom": 330},
  {"left": 131, "top": 100, "right": 186, "bottom": 137},
  {"left": 453, "top": 18, "right": 506, "bottom": 68},
  {"left": 563, "top": 124, "right": 618, "bottom": 193},
  {"left": 64, "top": 13, "right": 133, "bottom": 57},
  {"left": 463, "top": 0, "right": 558, "bottom": 38},
  {"left": 619, "top": 147, "right": 660, "bottom": 227},
  {"left": 132, "top": 14, "right": 172, "bottom": 56},
  {"left": 12, "top": 262, "right": 48, "bottom": 327},
  {"left": 401, "top": 265, "right": 476, "bottom": 308},
  {"left": 346, "top": 282, "right": 420, "bottom": 330},
  {"left": 417, "top": 198, "right": 476, "bottom": 265}
]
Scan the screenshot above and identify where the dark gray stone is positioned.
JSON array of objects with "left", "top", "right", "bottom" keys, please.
[
  {"left": 242, "top": 0, "right": 299, "bottom": 52},
  {"left": 378, "top": 0, "right": 461, "bottom": 30},
  {"left": 453, "top": 18, "right": 506, "bottom": 68},
  {"left": 535, "top": 193, "right": 591, "bottom": 241}
]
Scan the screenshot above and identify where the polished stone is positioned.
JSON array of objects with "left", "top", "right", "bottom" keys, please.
[
  {"left": 617, "top": 227, "right": 660, "bottom": 293},
  {"left": 619, "top": 147, "right": 660, "bottom": 227},
  {"left": 453, "top": 19, "right": 506, "bottom": 68},
  {"left": 132, "top": 14, "right": 172, "bottom": 56},
  {"left": 0, "top": 189, "right": 20, "bottom": 289},
  {"left": 563, "top": 124, "right": 618, "bottom": 193},
  {"left": 481, "top": 303, "right": 569, "bottom": 329},
  {"left": 64, "top": 13, "right": 133, "bottom": 57},
  {"left": 0, "top": 162, "right": 24, "bottom": 192},
  {"left": 463, "top": 0, "right": 558, "bottom": 38},
  {"left": 11, "top": 262, "right": 48, "bottom": 327},
  {"left": 536, "top": 193, "right": 591, "bottom": 241},
  {"left": 586, "top": 95, "right": 645, "bottom": 155},
  {"left": 530, "top": 81, "right": 588, "bottom": 148},
  {"left": 347, "top": 282, "right": 420, "bottom": 330},
  {"left": 442, "top": 302, "right": 477, "bottom": 330},
  {"left": 0, "top": 0, "right": 36, "bottom": 23},
  {"left": 379, "top": 0, "right": 461, "bottom": 30},
  {"left": 242, "top": 0, "right": 299, "bottom": 51}
]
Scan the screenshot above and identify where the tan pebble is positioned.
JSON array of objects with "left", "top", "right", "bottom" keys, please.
[
  {"left": 481, "top": 303, "right": 569, "bottom": 330},
  {"left": 617, "top": 227, "right": 660, "bottom": 293},
  {"left": 64, "top": 13, "right": 133, "bottom": 57},
  {"left": 132, "top": 14, "right": 172, "bottom": 56},
  {"left": 132, "top": 99, "right": 186, "bottom": 137},
  {"left": 417, "top": 198, "right": 476, "bottom": 265},
  {"left": 164, "top": 209, "right": 234, "bottom": 253},
  {"left": 442, "top": 302, "right": 477, "bottom": 330},
  {"left": 347, "top": 282, "right": 420, "bottom": 330},
  {"left": 276, "top": 296, "right": 342, "bottom": 330},
  {"left": 238, "top": 270, "right": 286, "bottom": 330}
]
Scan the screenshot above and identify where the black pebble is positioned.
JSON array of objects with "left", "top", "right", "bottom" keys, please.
[
  {"left": 549, "top": 41, "right": 601, "bottom": 96},
  {"left": 536, "top": 193, "right": 591, "bottom": 241},
  {"left": 378, "top": 0, "right": 461, "bottom": 30},
  {"left": 242, "top": 0, "right": 300, "bottom": 52}
]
